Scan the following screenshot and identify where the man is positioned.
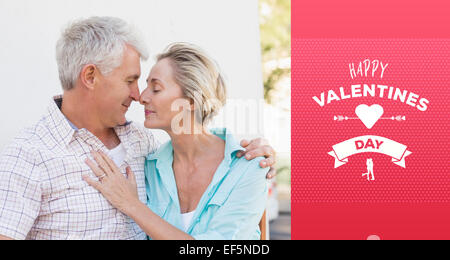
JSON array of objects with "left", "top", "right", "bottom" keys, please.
[{"left": 0, "top": 16, "right": 276, "bottom": 240}]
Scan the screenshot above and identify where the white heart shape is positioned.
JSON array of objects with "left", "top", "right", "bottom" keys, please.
[{"left": 355, "top": 104, "right": 384, "bottom": 129}]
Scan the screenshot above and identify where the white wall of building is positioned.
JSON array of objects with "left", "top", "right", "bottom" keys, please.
[{"left": 0, "top": 0, "right": 268, "bottom": 150}]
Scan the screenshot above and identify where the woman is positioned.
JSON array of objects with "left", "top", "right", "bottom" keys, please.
[{"left": 83, "top": 43, "right": 269, "bottom": 240}]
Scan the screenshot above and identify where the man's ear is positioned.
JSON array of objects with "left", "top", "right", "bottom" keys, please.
[{"left": 80, "top": 64, "right": 98, "bottom": 90}]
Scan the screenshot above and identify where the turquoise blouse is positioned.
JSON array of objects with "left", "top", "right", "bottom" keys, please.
[{"left": 144, "top": 128, "right": 268, "bottom": 240}]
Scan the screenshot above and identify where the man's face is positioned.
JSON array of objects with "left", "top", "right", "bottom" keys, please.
[{"left": 94, "top": 44, "right": 141, "bottom": 127}]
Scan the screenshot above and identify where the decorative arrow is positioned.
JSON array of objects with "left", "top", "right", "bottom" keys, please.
[{"left": 334, "top": 115, "right": 406, "bottom": 121}]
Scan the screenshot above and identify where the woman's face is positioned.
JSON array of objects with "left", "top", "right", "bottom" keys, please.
[{"left": 140, "top": 58, "right": 189, "bottom": 131}]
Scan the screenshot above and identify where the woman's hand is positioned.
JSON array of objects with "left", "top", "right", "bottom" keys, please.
[
  {"left": 82, "top": 151, "right": 193, "bottom": 240},
  {"left": 82, "top": 151, "right": 140, "bottom": 214}
]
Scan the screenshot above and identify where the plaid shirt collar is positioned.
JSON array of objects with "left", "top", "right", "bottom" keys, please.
[{"left": 45, "top": 95, "right": 77, "bottom": 147}]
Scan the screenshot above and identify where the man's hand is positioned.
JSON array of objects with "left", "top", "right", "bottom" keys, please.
[{"left": 236, "top": 138, "right": 277, "bottom": 179}]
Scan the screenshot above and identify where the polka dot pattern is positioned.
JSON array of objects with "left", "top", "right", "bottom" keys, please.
[{"left": 291, "top": 39, "right": 450, "bottom": 204}]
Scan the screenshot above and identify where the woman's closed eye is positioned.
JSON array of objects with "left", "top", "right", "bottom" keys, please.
[{"left": 153, "top": 85, "right": 162, "bottom": 93}]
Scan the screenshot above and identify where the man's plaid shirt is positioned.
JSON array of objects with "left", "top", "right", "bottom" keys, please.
[{"left": 0, "top": 96, "right": 159, "bottom": 239}]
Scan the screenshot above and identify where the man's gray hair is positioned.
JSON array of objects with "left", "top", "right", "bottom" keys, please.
[{"left": 56, "top": 16, "right": 149, "bottom": 90}]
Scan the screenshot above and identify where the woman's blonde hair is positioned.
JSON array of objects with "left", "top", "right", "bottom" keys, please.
[{"left": 157, "top": 42, "right": 227, "bottom": 125}]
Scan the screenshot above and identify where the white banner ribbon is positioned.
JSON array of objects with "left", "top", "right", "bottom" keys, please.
[{"left": 328, "top": 135, "right": 412, "bottom": 168}]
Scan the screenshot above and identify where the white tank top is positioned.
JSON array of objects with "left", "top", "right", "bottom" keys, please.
[
  {"left": 181, "top": 210, "right": 196, "bottom": 231},
  {"left": 106, "top": 143, "right": 126, "bottom": 167}
]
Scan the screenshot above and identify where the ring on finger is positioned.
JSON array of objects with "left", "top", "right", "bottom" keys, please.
[{"left": 98, "top": 174, "right": 107, "bottom": 181}]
